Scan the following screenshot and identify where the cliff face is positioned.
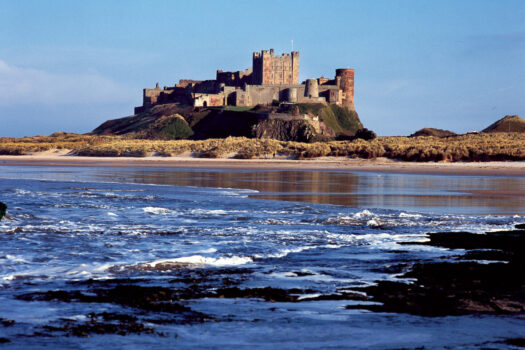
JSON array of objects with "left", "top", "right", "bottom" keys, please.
[{"left": 253, "top": 119, "right": 318, "bottom": 142}]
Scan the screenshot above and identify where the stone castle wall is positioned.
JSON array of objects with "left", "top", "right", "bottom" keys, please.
[{"left": 135, "top": 49, "right": 354, "bottom": 112}]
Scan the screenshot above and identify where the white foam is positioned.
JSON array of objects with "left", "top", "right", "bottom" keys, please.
[
  {"left": 189, "top": 209, "right": 228, "bottom": 215},
  {"left": 399, "top": 212, "right": 423, "bottom": 219},
  {"left": 6, "top": 254, "right": 29, "bottom": 263},
  {"left": 107, "top": 212, "right": 118, "bottom": 217},
  {"left": 197, "top": 248, "right": 218, "bottom": 254},
  {"left": 366, "top": 219, "right": 381, "bottom": 227},
  {"left": 143, "top": 207, "right": 171, "bottom": 215},
  {"left": 14, "top": 189, "right": 31, "bottom": 195},
  {"left": 146, "top": 254, "right": 252, "bottom": 267},
  {"left": 254, "top": 246, "right": 315, "bottom": 259},
  {"left": 322, "top": 244, "right": 343, "bottom": 249},
  {"left": 297, "top": 293, "right": 321, "bottom": 301},
  {"left": 353, "top": 210, "right": 374, "bottom": 218}
]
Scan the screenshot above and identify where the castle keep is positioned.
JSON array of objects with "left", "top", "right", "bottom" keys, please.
[{"left": 135, "top": 49, "right": 355, "bottom": 114}]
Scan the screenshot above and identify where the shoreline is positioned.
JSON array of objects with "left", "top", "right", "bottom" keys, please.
[{"left": 1, "top": 154, "right": 524, "bottom": 176}]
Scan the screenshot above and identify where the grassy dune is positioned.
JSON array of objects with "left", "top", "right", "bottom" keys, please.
[{"left": 1, "top": 132, "right": 524, "bottom": 162}]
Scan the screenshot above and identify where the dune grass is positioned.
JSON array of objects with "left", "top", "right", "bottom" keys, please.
[{"left": 1, "top": 132, "right": 524, "bottom": 162}]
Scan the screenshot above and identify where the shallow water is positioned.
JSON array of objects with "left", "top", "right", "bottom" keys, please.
[{"left": 0, "top": 166, "right": 524, "bottom": 349}]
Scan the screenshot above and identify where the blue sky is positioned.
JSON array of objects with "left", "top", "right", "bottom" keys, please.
[{"left": 0, "top": 0, "right": 523, "bottom": 136}]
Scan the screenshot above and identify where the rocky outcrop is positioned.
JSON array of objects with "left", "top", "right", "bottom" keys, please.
[
  {"left": 346, "top": 225, "right": 525, "bottom": 316},
  {"left": 410, "top": 128, "right": 456, "bottom": 137},
  {"left": 92, "top": 102, "right": 364, "bottom": 142},
  {"left": 0, "top": 202, "right": 6, "bottom": 221},
  {"left": 482, "top": 115, "right": 525, "bottom": 133},
  {"left": 252, "top": 119, "right": 319, "bottom": 142}
]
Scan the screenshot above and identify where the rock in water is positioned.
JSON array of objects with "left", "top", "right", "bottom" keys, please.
[{"left": 0, "top": 202, "right": 6, "bottom": 220}]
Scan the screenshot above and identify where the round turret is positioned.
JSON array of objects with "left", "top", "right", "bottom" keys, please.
[
  {"left": 305, "top": 79, "right": 319, "bottom": 98},
  {"left": 286, "top": 88, "right": 298, "bottom": 103},
  {"left": 335, "top": 69, "right": 354, "bottom": 110}
]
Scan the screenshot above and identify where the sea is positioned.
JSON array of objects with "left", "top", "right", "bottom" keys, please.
[{"left": 0, "top": 164, "right": 524, "bottom": 349}]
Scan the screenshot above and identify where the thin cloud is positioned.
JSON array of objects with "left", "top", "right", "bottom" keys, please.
[
  {"left": 0, "top": 59, "right": 135, "bottom": 106},
  {"left": 462, "top": 32, "right": 525, "bottom": 54}
]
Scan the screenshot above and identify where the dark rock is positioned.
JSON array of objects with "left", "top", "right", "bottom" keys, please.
[
  {"left": 0, "top": 338, "right": 11, "bottom": 343},
  {"left": 348, "top": 261, "right": 525, "bottom": 316},
  {"left": 353, "top": 128, "right": 377, "bottom": 140},
  {"left": 0, "top": 318, "right": 15, "bottom": 327},
  {"left": 348, "top": 228, "right": 525, "bottom": 316},
  {"left": 41, "top": 313, "right": 155, "bottom": 337},
  {"left": 400, "top": 229, "right": 525, "bottom": 262},
  {"left": 503, "top": 338, "right": 525, "bottom": 347},
  {"left": 19, "top": 285, "right": 210, "bottom": 322},
  {"left": 18, "top": 290, "right": 87, "bottom": 302},
  {"left": 0, "top": 201, "right": 6, "bottom": 221}
]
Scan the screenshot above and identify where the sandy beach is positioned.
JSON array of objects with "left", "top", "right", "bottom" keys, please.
[{"left": 0, "top": 152, "right": 524, "bottom": 176}]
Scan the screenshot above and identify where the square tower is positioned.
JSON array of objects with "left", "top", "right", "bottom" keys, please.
[{"left": 252, "top": 49, "right": 299, "bottom": 85}]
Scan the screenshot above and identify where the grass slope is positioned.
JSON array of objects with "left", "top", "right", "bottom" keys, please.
[
  {"left": 296, "top": 104, "right": 363, "bottom": 136},
  {"left": 482, "top": 115, "right": 525, "bottom": 133}
]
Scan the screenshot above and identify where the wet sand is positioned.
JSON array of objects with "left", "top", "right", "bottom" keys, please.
[{"left": 0, "top": 154, "right": 524, "bottom": 177}]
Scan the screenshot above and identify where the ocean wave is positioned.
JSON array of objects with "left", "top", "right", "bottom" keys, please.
[
  {"left": 323, "top": 209, "right": 431, "bottom": 228},
  {"left": 110, "top": 254, "right": 253, "bottom": 273},
  {"left": 253, "top": 246, "right": 315, "bottom": 259}
]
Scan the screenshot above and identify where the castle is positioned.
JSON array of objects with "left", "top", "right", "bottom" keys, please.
[{"left": 134, "top": 49, "right": 355, "bottom": 114}]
